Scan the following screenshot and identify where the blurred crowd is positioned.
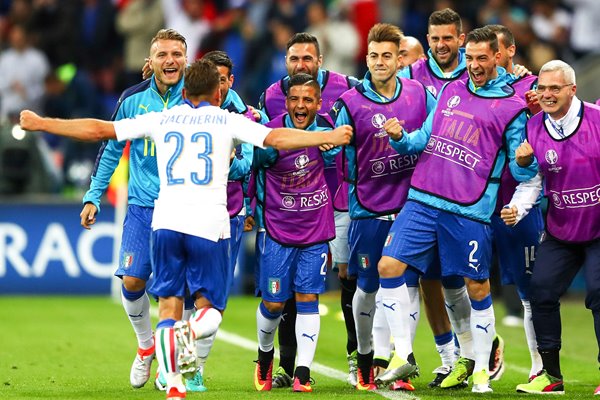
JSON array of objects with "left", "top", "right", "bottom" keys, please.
[{"left": 1, "top": 0, "right": 599, "bottom": 194}]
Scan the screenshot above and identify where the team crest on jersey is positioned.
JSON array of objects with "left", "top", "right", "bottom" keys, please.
[
  {"left": 358, "top": 253, "right": 370, "bottom": 269},
  {"left": 384, "top": 233, "right": 394, "bottom": 247},
  {"left": 371, "top": 161, "right": 385, "bottom": 175},
  {"left": 268, "top": 278, "right": 281, "bottom": 294},
  {"left": 545, "top": 149, "right": 562, "bottom": 173},
  {"left": 122, "top": 253, "right": 134, "bottom": 269},
  {"left": 295, "top": 154, "right": 310, "bottom": 169},
  {"left": 282, "top": 195, "right": 296, "bottom": 208}
]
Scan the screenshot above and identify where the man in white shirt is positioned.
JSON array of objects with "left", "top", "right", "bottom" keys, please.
[
  {"left": 0, "top": 24, "right": 49, "bottom": 119},
  {"left": 504, "top": 59, "right": 600, "bottom": 396},
  {"left": 19, "top": 59, "right": 352, "bottom": 400}
]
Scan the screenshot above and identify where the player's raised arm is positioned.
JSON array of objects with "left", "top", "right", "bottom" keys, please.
[
  {"left": 20, "top": 110, "right": 117, "bottom": 141},
  {"left": 264, "top": 124, "right": 352, "bottom": 150}
]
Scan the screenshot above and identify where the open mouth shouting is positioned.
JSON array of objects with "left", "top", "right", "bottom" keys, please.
[
  {"left": 163, "top": 67, "right": 180, "bottom": 80},
  {"left": 470, "top": 69, "right": 486, "bottom": 87},
  {"left": 293, "top": 110, "right": 309, "bottom": 127}
]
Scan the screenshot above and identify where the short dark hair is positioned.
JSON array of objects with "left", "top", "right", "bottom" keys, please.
[
  {"left": 428, "top": 8, "right": 462, "bottom": 34},
  {"left": 286, "top": 32, "right": 321, "bottom": 57},
  {"left": 202, "top": 50, "right": 233, "bottom": 76},
  {"left": 465, "top": 26, "right": 499, "bottom": 53},
  {"left": 367, "top": 23, "right": 403, "bottom": 47},
  {"left": 151, "top": 28, "right": 187, "bottom": 51},
  {"left": 486, "top": 24, "right": 515, "bottom": 47},
  {"left": 184, "top": 59, "right": 219, "bottom": 97},
  {"left": 288, "top": 73, "right": 321, "bottom": 98}
]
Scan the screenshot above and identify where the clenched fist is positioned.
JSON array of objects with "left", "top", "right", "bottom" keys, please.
[
  {"left": 500, "top": 205, "right": 518, "bottom": 226},
  {"left": 515, "top": 140, "right": 534, "bottom": 167},
  {"left": 383, "top": 117, "right": 404, "bottom": 141},
  {"left": 330, "top": 125, "right": 353, "bottom": 146},
  {"left": 19, "top": 110, "right": 43, "bottom": 131}
]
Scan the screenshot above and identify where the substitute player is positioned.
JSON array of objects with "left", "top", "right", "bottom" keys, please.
[
  {"left": 379, "top": 27, "right": 538, "bottom": 393},
  {"left": 258, "top": 32, "right": 361, "bottom": 387}
]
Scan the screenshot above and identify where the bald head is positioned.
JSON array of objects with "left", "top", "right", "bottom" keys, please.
[{"left": 399, "top": 36, "right": 426, "bottom": 69}]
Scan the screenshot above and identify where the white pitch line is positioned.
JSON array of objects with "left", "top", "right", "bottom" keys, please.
[
  {"left": 215, "top": 329, "right": 420, "bottom": 400},
  {"left": 150, "top": 305, "right": 418, "bottom": 398}
]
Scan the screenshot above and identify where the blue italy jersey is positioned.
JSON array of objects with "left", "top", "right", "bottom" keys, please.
[
  {"left": 330, "top": 72, "right": 436, "bottom": 219},
  {"left": 223, "top": 88, "right": 268, "bottom": 215},
  {"left": 390, "top": 67, "right": 539, "bottom": 222},
  {"left": 82, "top": 76, "right": 185, "bottom": 212},
  {"left": 252, "top": 114, "right": 336, "bottom": 229},
  {"left": 222, "top": 88, "right": 266, "bottom": 181}
]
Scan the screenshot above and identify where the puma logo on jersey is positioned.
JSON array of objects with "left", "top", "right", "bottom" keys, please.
[{"left": 139, "top": 104, "right": 150, "bottom": 113}]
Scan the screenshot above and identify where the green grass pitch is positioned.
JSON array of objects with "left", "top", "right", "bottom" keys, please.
[{"left": 0, "top": 293, "right": 597, "bottom": 399}]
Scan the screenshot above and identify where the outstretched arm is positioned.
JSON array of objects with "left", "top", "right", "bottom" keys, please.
[
  {"left": 264, "top": 125, "right": 352, "bottom": 150},
  {"left": 20, "top": 110, "right": 116, "bottom": 141}
]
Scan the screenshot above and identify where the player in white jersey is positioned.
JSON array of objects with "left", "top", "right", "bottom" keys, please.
[{"left": 19, "top": 59, "right": 352, "bottom": 400}]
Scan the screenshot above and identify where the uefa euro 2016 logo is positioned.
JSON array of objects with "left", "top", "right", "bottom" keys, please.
[
  {"left": 545, "top": 149, "right": 562, "bottom": 173},
  {"left": 371, "top": 113, "right": 387, "bottom": 129},
  {"left": 545, "top": 149, "right": 558, "bottom": 165},
  {"left": 294, "top": 154, "right": 310, "bottom": 169},
  {"left": 447, "top": 95, "right": 461, "bottom": 109}
]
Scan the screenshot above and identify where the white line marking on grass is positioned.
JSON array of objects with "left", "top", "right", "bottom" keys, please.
[
  {"left": 506, "top": 363, "right": 531, "bottom": 376},
  {"left": 150, "top": 307, "right": 419, "bottom": 398},
  {"left": 216, "top": 330, "right": 420, "bottom": 400}
]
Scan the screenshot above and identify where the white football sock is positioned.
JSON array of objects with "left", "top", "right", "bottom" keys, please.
[
  {"left": 296, "top": 312, "right": 320, "bottom": 368},
  {"left": 522, "top": 299, "right": 542, "bottom": 376},
  {"left": 188, "top": 307, "right": 222, "bottom": 340},
  {"left": 380, "top": 284, "right": 412, "bottom": 361},
  {"left": 256, "top": 304, "right": 281, "bottom": 352},
  {"left": 183, "top": 307, "right": 194, "bottom": 321},
  {"left": 352, "top": 287, "right": 376, "bottom": 354},
  {"left": 196, "top": 332, "right": 216, "bottom": 371},
  {"left": 373, "top": 291, "right": 392, "bottom": 361},
  {"left": 444, "top": 286, "right": 474, "bottom": 359},
  {"left": 407, "top": 286, "right": 421, "bottom": 343},
  {"left": 436, "top": 337, "right": 457, "bottom": 367},
  {"left": 470, "top": 303, "right": 495, "bottom": 373},
  {"left": 121, "top": 289, "right": 153, "bottom": 349}
]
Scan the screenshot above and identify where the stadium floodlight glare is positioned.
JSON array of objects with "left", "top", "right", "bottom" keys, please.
[{"left": 11, "top": 123, "right": 26, "bottom": 141}]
